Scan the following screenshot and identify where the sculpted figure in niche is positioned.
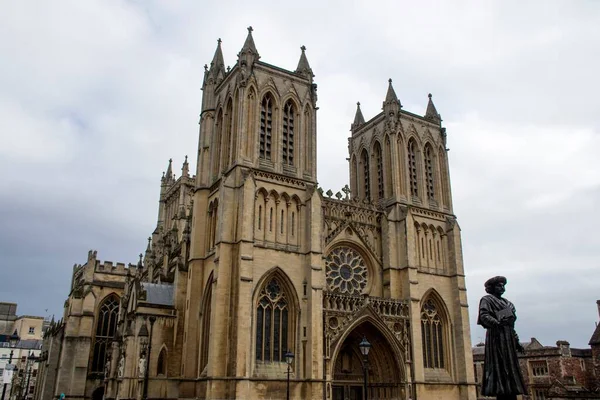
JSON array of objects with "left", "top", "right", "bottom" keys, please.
[
  {"left": 117, "top": 355, "right": 125, "bottom": 378},
  {"left": 478, "top": 276, "right": 526, "bottom": 400},
  {"left": 139, "top": 352, "right": 147, "bottom": 377},
  {"left": 104, "top": 355, "right": 111, "bottom": 379}
]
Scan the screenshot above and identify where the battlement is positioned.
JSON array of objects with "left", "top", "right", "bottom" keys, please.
[
  {"left": 95, "top": 260, "right": 130, "bottom": 275},
  {"left": 71, "top": 250, "right": 133, "bottom": 290}
]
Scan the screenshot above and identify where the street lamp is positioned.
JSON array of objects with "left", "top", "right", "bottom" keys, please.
[
  {"left": 284, "top": 350, "right": 294, "bottom": 400},
  {"left": 359, "top": 336, "right": 371, "bottom": 400},
  {"left": 22, "top": 352, "right": 39, "bottom": 400},
  {"left": 2, "top": 333, "right": 20, "bottom": 400},
  {"left": 140, "top": 316, "right": 156, "bottom": 400}
]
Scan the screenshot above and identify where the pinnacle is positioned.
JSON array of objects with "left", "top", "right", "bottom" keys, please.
[
  {"left": 385, "top": 78, "right": 399, "bottom": 103},
  {"left": 209, "top": 38, "right": 225, "bottom": 77},
  {"left": 240, "top": 26, "right": 258, "bottom": 55},
  {"left": 296, "top": 45, "right": 313, "bottom": 76},
  {"left": 353, "top": 101, "right": 365, "bottom": 128},
  {"left": 425, "top": 93, "right": 441, "bottom": 123}
]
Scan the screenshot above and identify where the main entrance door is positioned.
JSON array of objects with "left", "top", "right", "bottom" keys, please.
[
  {"left": 332, "top": 384, "right": 363, "bottom": 400},
  {"left": 332, "top": 321, "right": 404, "bottom": 400}
]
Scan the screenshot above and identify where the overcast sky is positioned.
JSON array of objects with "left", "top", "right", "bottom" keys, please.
[{"left": 1, "top": 1, "right": 599, "bottom": 348}]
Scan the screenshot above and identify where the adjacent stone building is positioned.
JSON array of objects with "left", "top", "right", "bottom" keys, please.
[
  {"left": 473, "top": 300, "right": 600, "bottom": 400},
  {"left": 37, "top": 28, "right": 477, "bottom": 400}
]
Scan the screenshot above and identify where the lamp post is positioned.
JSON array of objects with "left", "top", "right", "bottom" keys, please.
[
  {"left": 359, "top": 336, "right": 371, "bottom": 400},
  {"left": 141, "top": 316, "right": 156, "bottom": 400},
  {"left": 1, "top": 333, "right": 20, "bottom": 400},
  {"left": 284, "top": 350, "right": 294, "bottom": 400},
  {"left": 22, "top": 352, "right": 39, "bottom": 400}
]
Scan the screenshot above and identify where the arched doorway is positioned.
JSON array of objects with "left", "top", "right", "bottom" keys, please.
[
  {"left": 331, "top": 322, "right": 405, "bottom": 400},
  {"left": 91, "top": 386, "right": 104, "bottom": 400}
]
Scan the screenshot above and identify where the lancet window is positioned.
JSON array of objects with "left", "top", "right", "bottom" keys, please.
[
  {"left": 259, "top": 95, "right": 273, "bottom": 160},
  {"left": 282, "top": 101, "right": 295, "bottom": 165},
  {"left": 424, "top": 145, "right": 435, "bottom": 201},
  {"left": 375, "top": 142, "right": 384, "bottom": 199},
  {"left": 408, "top": 140, "right": 419, "bottom": 197},
  {"left": 91, "top": 294, "right": 120, "bottom": 373},
  {"left": 256, "top": 277, "right": 292, "bottom": 362},
  {"left": 157, "top": 348, "right": 167, "bottom": 376},
  {"left": 362, "top": 150, "right": 370, "bottom": 201},
  {"left": 421, "top": 298, "right": 445, "bottom": 369}
]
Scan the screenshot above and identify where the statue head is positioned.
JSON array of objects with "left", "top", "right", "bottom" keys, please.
[{"left": 484, "top": 276, "right": 507, "bottom": 297}]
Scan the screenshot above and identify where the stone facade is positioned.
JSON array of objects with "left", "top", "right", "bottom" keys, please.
[{"left": 37, "top": 28, "right": 477, "bottom": 400}]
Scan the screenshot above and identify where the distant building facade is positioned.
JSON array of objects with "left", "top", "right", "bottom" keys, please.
[
  {"left": 0, "top": 302, "right": 45, "bottom": 400},
  {"left": 473, "top": 301, "right": 600, "bottom": 400},
  {"left": 37, "top": 28, "right": 478, "bottom": 400}
]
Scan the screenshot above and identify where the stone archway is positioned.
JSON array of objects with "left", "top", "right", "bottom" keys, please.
[
  {"left": 331, "top": 321, "right": 405, "bottom": 400},
  {"left": 91, "top": 386, "right": 104, "bottom": 400}
]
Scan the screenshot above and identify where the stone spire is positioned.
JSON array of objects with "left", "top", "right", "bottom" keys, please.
[
  {"left": 208, "top": 38, "right": 226, "bottom": 83},
  {"left": 165, "top": 158, "right": 173, "bottom": 182},
  {"left": 181, "top": 155, "right": 189, "bottom": 178},
  {"left": 295, "top": 45, "right": 313, "bottom": 80},
  {"left": 238, "top": 26, "right": 260, "bottom": 66},
  {"left": 424, "top": 93, "right": 442, "bottom": 124},
  {"left": 351, "top": 102, "right": 365, "bottom": 132},
  {"left": 382, "top": 78, "right": 401, "bottom": 118}
]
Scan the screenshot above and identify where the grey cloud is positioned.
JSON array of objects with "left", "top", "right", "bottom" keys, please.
[{"left": 0, "top": 1, "right": 598, "bottom": 349}]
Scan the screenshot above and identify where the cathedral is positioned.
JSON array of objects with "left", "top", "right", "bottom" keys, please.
[{"left": 36, "top": 28, "right": 477, "bottom": 400}]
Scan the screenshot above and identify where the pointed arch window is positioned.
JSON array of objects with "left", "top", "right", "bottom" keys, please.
[
  {"left": 157, "top": 348, "right": 167, "bottom": 376},
  {"left": 91, "top": 294, "right": 119, "bottom": 373},
  {"left": 424, "top": 145, "right": 435, "bottom": 201},
  {"left": 222, "top": 99, "right": 233, "bottom": 171},
  {"left": 199, "top": 275, "right": 213, "bottom": 372},
  {"left": 256, "top": 277, "right": 292, "bottom": 362},
  {"left": 259, "top": 95, "right": 273, "bottom": 160},
  {"left": 408, "top": 140, "right": 419, "bottom": 197},
  {"left": 421, "top": 298, "right": 445, "bottom": 369},
  {"left": 362, "top": 150, "right": 370, "bottom": 201},
  {"left": 212, "top": 110, "right": 223, "bottom": 178},
  {"left": 374, "top": 142, "right": 384, "bottom": 200},
  {"left": 282, "top": 101, "right": 295, "bottom": 165}
]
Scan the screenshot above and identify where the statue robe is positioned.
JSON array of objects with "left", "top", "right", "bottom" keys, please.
[{"left": 477, "top": 294, "right": 526, "bottom": 396}]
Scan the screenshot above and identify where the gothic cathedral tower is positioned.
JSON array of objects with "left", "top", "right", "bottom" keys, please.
[
  {"left": 185, "top": 28, "right": 475, "bottom": 400},
  {"left": 187, "top": 27, "right": 323, "bottom": 399}
]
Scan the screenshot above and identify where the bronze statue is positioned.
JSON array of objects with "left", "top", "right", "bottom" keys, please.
[{"left": 478, "top": 276, "right": 526, "bottom": 400}]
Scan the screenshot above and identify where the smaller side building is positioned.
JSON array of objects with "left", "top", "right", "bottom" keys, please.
[
  {"left": 0, "top": 302, "right": 46, "bottom": 400},
  {"left": 473, "top": 300, "right": 600, "bottom": 400}
]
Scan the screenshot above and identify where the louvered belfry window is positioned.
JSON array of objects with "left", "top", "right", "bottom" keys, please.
[
  {"left": 260, "top": 95, "right": 273, "bottom": 160},
  {"left": 425, "top": 146, "right": 435, "bottom": 200},
  {"left": 421, "top": 299, "right": 445, "bottom": 369},
  {"left": 256, "top": 278, "right": 289, "bottom": 362},
  {"left": 408, "top": 140, "right": 418, "bottom": 197},
  {"left": 362, "top": 150, "right": 370, "bottom": 201},
  {"left": 375, "top": 143, "right": 384, "bottom": 199},
  {"left": 282, "top": 101, "right": 294, "bottom": 165},
  {"left": 91, "top": 295, "right": 119, "bottom": 372}
]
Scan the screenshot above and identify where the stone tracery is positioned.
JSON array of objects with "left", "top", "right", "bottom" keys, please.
[{"left": 326, "top": 247, "right": 368, "bottom": 295}]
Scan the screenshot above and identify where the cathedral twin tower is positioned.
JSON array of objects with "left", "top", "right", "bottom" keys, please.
[
  {"left": 40, "top": 27, "right": 477, "bottom": 400},
  {"left": 187, "top": 27, "right": 476, "bottom": 399}
]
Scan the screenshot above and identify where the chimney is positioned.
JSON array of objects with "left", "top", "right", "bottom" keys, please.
[{"left": 596, "top": 300, "right": 600, "bottom": 319}]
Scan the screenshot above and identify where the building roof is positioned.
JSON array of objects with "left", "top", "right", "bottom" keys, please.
[
  {"left": 0, "top": 339, "right": 42, "bottom": 350},
  {"left": 141, "top": 282, "right": 174, "bottom": 306},
  {"left": 589, "top": 323, "right": 600, "bottom": 345}
]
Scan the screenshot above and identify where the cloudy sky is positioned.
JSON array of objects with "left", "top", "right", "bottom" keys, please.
[{"left": 1, "top": 1, "right": 599, "bottom": 348}]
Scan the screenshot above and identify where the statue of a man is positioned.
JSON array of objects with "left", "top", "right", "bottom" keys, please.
[{"left": 478, "top": 276, "right": 526, "bottom": 400}]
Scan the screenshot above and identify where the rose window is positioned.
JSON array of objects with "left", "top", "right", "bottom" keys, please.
[{"left": 326, "top": 247, "right": 368, "bottom": 294}]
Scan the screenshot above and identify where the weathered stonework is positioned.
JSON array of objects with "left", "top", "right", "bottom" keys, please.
[{"left": 37, "top": 28, "right": 477, "bottom": 400}]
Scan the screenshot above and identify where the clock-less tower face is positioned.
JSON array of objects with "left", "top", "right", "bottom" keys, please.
[{"left": 325, "top": 247, "right": 368, "bottom": 295}]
